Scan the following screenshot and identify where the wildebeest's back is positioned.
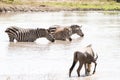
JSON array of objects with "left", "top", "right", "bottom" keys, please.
[
  {"left": 74, "top": 51, "right": 86, "bottom": 62},
  {"left": 83, "top": 44, "right": 95, "bottom": 57}
]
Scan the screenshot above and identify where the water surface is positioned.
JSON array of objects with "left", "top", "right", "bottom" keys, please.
[{"left": 0, "top": 11, "right": 120, "bottom": 80}]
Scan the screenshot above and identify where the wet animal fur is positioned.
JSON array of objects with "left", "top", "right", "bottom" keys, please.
[{"left": 69, "top": 44, "right": 98, "bottom": 77}]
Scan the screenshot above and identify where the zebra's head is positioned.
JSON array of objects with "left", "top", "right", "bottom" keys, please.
[
  {"left": 70, "top": 25, "right": 84, "bottom": 37},
  {"left": 37, "top": 28, "right": 55, "bottom": 42},
  {"left": 46, "top": 29, "right": 55, "bottom": 42}
]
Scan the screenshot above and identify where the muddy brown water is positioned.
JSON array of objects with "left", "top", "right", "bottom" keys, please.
[{"left": 0, "top": 11, "right": 120, "bottom": 80}]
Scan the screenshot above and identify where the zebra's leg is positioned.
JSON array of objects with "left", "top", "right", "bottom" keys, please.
[
  {"left": 62, "top": 38, "right": 66, "bottom": 41},
  {"left": 31, "top": 39, "right": 35, "bottom": 42}
]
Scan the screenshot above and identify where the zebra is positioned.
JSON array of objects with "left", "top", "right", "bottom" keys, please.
[
  {"left": 70, "top": 25, "right": 84, "bottom": 37},
  {"left": 48, "top": 25, "right": 84, "bottom": 41},
  {"left": 50, "top": 27, "right": 72, "bottom": 41},
  {"left": 5, "top": 26, "right": 55, "bottom": 42}
]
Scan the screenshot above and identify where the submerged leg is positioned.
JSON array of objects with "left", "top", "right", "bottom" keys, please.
[
  {"left": 9, "top": 36, "right": 14, "bottom": 42},
  {"left": 62, "top": 38, "right": 66, "bottom": 41}
]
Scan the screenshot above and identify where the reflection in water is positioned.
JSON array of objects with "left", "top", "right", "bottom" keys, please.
[
  {"left": 7, "top": 42, "right": 51, "bottom": 55},
  {"left": 0, "top": 11, "right": 120, "bottom": 80}
]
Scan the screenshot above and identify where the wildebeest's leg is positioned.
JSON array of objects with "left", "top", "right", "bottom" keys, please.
[
  {"left": 93, "top": 62, "right": 97, "bottom": 74},
  {"left": 84, "top": 63, "right": 87, "bottom": 75},
  {"left": 69, "top": 60, "right": 78, "bottom": 77},
  {"left": 87, "top": 63, "right": 91, "bottom": 74},
  {"left": 77, "top": 62, "right": 83, "bottom": 77}
]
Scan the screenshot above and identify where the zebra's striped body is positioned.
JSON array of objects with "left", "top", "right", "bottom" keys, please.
[
  {"left": 48, "top": 25, "right": 84, "bottom": 41},
  {"left": 5, "top": 26, "right": 55, "bottom": 42}
]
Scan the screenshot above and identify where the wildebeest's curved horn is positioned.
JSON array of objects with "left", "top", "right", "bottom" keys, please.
[{"left": 94, "top": 53, "right": 98, "bottom": 61}]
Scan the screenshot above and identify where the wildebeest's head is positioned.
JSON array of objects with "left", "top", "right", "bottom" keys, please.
[
  {"left": 85, "top": 52, "right": 98, "bottom": 64},
  {"left": 70, "top": 25, "right": 84, "bottom": 37}
]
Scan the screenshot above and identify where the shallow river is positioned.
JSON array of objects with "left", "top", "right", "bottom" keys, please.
[{"left": 0, "top": 11, "right": 120, "bottom": 80}]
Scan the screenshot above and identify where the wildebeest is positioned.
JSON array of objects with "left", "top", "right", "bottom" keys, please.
[
  {"left": 69, "top": 44, "right": 98, "bottom": 77},
  {"left": 5, "top": 26, "right": 55, "bottom": 42},
  {"left": 48, "top": 25, "right": 84, "bottom": 41}
]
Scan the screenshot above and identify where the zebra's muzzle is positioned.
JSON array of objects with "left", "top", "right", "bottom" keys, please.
[{"left": 51, "top": 39, "right": 55, "bottom": 42}]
